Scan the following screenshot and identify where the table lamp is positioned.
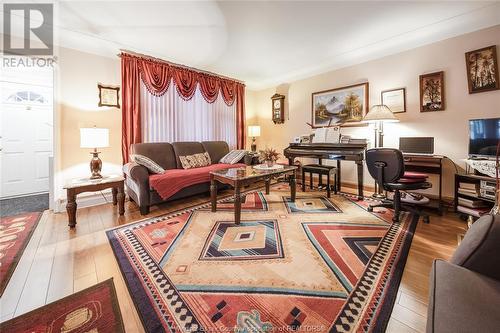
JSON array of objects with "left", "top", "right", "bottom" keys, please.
[
  {"left": 363, "top": 105, "right": 399, "bottom": 198},
  {"left": 80, "top": 127, "right": 109, "bottom": 179},
  {"left": 248, "top": 125, "right": 261, "bottom": 152}
]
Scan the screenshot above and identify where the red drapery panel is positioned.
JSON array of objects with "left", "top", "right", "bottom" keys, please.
[
  {"left": 236, "top": 84, "right": 246, "bottom": 149},
  {"left": 121, "top": 54, "right": 141, "bottom": 164},
  {"left": 138, "top": 59, "right": 171, "bottom": 96},
  {"left": 121, "top": 52, "right": 246, "bottom": 162}
]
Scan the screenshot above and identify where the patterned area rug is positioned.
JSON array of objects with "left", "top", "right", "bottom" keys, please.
[
  {"left": 107, "top": 186, "right": 417, "bottom": 332},
  {"left": 0, "top": 278, "right": 124, "bottom": 332},
  {"left": 0, "top": 212, "right": 42, "bottom": 296}
]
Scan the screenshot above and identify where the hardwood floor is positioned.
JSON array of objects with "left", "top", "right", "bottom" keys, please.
[{"left": 0, "top": 185, "right": 466, "bottom": 332}]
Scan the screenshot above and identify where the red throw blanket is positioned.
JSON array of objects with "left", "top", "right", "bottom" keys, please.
[{"left": 149, "top": 163, "right": 247, "bottom": 200}]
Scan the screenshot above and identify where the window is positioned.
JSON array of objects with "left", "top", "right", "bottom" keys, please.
[{"left": 6, "top": 90, "right": 48, "bottom": 104}]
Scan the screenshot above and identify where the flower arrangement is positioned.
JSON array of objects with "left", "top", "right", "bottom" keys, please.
[{"left": 259, "top": 148, "right": 280, "bottom": 167}]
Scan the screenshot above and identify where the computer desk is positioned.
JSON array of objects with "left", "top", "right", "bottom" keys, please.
[{"left": 403, "top": 153, "right": 445, "bottom": 215}]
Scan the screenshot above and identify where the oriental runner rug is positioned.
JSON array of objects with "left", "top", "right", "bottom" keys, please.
[
  {"left": 107, "top": 186, "right": 417, "bottom": 332},
  {"left": 0, "top": 212, "right": 42, "bottom": 296},
  {"left": 0, "top": 278, "right": 124, "bottom": 333}
]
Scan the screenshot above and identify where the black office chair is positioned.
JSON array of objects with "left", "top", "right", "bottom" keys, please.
[{"left": 366, "top": 148, "right": 432, "bottom": 223}]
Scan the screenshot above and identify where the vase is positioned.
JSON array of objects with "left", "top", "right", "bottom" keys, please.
[{"left": 266, "top": 160, "right": 274, "bottom": 167}]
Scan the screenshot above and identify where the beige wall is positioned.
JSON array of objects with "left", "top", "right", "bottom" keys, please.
[
  {"left": 54, "top": 47, "right": 121, "bottom": 204},
  {"left": 246, "top": 25, "right": 500, "bottom": 198}
]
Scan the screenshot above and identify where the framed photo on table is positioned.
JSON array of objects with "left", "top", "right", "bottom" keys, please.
[
  {"left": 311, "top": 82, "right": 369, "bottom": 127},
  {"left": 98, "top": 84, "right": 120, "bottom": 108},
  {"left": 381, "top": 88, "right": 406, "bottom": 113}
]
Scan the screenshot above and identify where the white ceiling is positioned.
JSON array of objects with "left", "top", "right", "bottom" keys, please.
[{"left": 5, "top": 1, "right": 500, "bottom": 90}]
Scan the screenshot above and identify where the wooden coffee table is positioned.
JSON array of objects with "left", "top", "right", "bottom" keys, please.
[{"left": 210, "top": 165, "right": 297, "bottom": 225}]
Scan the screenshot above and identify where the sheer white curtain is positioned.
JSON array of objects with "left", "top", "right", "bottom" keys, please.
[{"left": 140, "top": 80, "right": 237, "bottom": 147}]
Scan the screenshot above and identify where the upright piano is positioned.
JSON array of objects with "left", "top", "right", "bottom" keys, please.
[{"left": 284, "top": 142, "right": 367, "bottom": 199}]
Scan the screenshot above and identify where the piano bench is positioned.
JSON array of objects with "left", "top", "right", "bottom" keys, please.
[{"left": 302, "top": 164, "right": 338, "bottom": 197}]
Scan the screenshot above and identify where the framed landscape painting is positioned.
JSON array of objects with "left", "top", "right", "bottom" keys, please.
[
  {"left": 465, "top": 45, "right": 499, "bottom": 94},
  {"left": 419, "top": 71, "right": 445, "bottom": 112},
  {"left": 311, "top": 82, "right": 369, "bottom": 127}
]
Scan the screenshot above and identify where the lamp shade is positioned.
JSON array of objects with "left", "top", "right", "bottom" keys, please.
[
  {"left": 80, "top": 127, "right": 109, "bottom": 148},
  {"left": 248, "top": 125, "right": 261, "bottom": 137},
  {"left": 362, "top": 105, "right": 399, "bottom": 123}
]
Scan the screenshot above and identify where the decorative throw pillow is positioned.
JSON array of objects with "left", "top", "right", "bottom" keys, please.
[
  {"left": 219, "top": 150, "right": 246, "bottom": 164},
  {"left": 130, "top": 154, "right": 165, "bottom": 174},
  {"left": 179, "top": 152, "right": 211, "bottom": 169}
]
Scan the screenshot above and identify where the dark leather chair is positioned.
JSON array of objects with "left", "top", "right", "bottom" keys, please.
[{"left": 366, "top": 148, "right": 432, "bottom": 223}]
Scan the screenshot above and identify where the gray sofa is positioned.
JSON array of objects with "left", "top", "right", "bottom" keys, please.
[
  {"left": 123, "top": 141, "right": 243, "bottom": 215},
  {"left": 427, "top": 213, "right": 500, "bottom": 332}
]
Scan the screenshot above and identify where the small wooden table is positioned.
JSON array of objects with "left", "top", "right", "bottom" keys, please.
[
  {"left": 63, "top": 175, "right": 125, "bottom": 228},
  {"left": 210, "top": 165, "right": 297, "bottom": 225}
]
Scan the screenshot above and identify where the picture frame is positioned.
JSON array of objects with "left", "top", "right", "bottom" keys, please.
[
  {"left": 381, "top": 88, "right": 406, "bottom": 113},
  {"left": 465, "top": 45, "right": 499, "bottom": 94},
  {"left": 98, "top": 84, "right": 120, "bottom": 108},
  {"left": 311, "top": 82, "right": 369, "bottom": 128},
  {"left": 419, "top": 71, "right": 445, "bottom": 112}
]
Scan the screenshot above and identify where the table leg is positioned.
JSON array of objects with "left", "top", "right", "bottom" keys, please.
[
  {"left": 290, "top": 170, "right": 296, "bottom": 202},
  {"left": 356, "top": 160, "right": 364, "bottom": 200},
  {"left": 117, "top": 183, "right": 125, "bottom": 215},
  {"left": 336, "top": 160, "right": 341, "bottom": 193},
  {"left": 235, "top": 185, "right": 242, "bottom": 225},
  {"left": 210, "top": 176, "right": 217, "bottom": 212},
  {"left": 66, "top": 190, "right": 77, "bottom": 228},
  {"left": 112, "top": 187, "right": 118, "bottom": 205},
  {"left": 265, "top": 179, "right": 270, "bottom": 194}
]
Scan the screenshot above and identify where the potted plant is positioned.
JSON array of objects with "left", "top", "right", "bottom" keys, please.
[{"left": 259, "top": 148, "right": 280, "bottom": 167}]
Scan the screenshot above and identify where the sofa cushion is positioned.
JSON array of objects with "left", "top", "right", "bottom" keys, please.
[
  {"left": 220, "top": 150, "right": 247, "bottom": 164},
  {"left": 450, "top": 214, "right": 500, "bottom": 280},
  {"left": 130, "top": 143, "right": 177, "bottom": 170},
  {"left": 202, "top": 141, "right": 230, "bottom": 163},
  {"left": 427, "top": 259, "right": 500, "bottom": 333},
  {"left": 179, "top": 152, "right": 211, "bottom": 169},
  {"left": 149, "top": 163, "right": 246, "bottom": 200},
  {"left": 130, "top": 154, "right": 165, "bottom": 174},
  {"left": 172, "top": 142, "right": 206, "bottom": 169}
]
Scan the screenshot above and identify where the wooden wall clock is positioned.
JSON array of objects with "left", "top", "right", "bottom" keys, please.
[{"left": 271, "top": 93, "right": 285, "bottom": 124}]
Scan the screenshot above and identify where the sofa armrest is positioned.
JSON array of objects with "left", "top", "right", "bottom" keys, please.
[
  {"left": 123, "top": 162, "right": 150, "bottom": 210},
  {"left": 450, "top": 214, "right": 500, "bottom": 280},
  {"left": 123, "top": 162, "right": 149, "bottom": 182}
]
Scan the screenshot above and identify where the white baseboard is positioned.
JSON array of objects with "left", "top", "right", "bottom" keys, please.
[{"left": 54, "top": 189, "right": 113, "bottom": 213}]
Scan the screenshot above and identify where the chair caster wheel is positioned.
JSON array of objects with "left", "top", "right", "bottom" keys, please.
[
  {"left": 367, "top": 206, "right": 373, "bottom": 212},
  {"left": 423, "top": 216, "right": 430, "bottom": 224}
]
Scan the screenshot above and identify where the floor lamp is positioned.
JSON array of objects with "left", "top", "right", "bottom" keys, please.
[{"left": 362, "top": 105, "right": 399, "bottom": 198}]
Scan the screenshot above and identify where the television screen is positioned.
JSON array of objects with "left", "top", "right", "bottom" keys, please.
[{"left": 469, "top": 117, "right": 500, "bottom": 157}]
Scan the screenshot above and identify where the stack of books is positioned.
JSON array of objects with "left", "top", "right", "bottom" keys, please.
[
  {"left": 457, "top": 182, "right": 490, "bottom": 217},
  {"left": 457, "top": 182, "right": 479, "bottom": 198}
]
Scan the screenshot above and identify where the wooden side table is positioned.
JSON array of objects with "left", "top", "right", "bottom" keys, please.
[{"left": 63, "top": 175, "right": 125, "bottom": 228}]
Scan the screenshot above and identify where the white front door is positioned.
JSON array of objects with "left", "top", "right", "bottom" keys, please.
[{"left": 0, "top": 77, "right": 54, "bottom": 199}]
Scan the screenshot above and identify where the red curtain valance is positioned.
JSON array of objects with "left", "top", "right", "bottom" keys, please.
[
  {"left": 121, "top": 52, "right": 246, "bottom": 164},
  {"left": 126, "top": 53, "right": 243, "bottom": 105},
  {"left": 137, "top": 58, "right": 171, "bottom": 96}
]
